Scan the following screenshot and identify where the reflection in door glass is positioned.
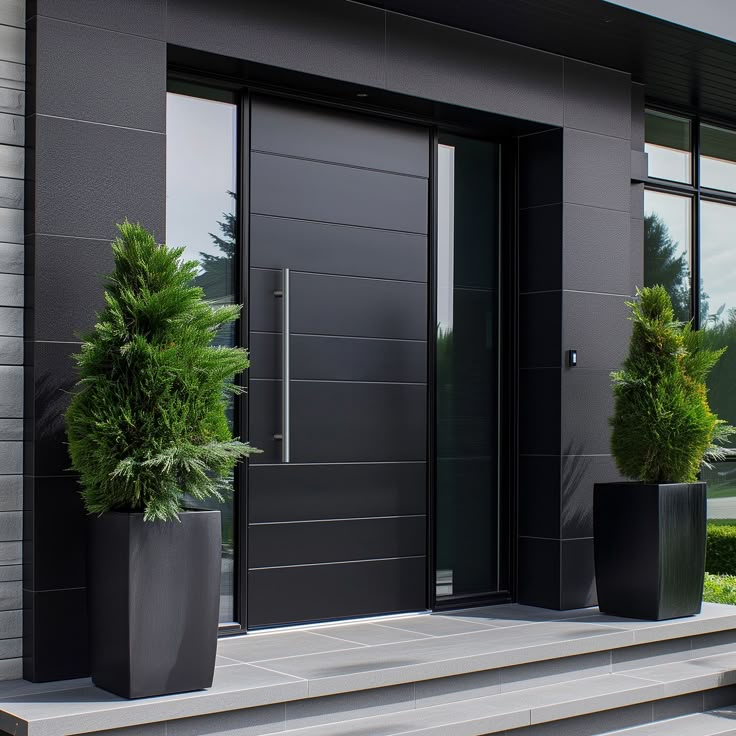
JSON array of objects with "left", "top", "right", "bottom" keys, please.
[
  {"left": 436, "top": 134, "right": 500, "bottom": 600},
  {"left": 166, "top": 88, "right": 238, "bottom": 623}
]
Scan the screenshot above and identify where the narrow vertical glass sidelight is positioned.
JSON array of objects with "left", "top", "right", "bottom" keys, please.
[
  {"left": 435, "top": 134, "right": 500, "bottom": 600},
  {"left": 166, "top": 85, "right": 238, "bottom": 624}
]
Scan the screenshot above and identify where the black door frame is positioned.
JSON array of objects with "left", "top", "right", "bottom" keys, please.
[{"left": 169, "top": 69, "right": 518, "bottom": 635}]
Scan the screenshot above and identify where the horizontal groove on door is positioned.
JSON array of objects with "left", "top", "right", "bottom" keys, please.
[
  {"left": 249, "top": 332, "right": 426, "bottom": 382},
  {"left": 249, "top": 381, "right": 427, "bottom": 464},
  {"left": 250, "top": 152, "right": 429, "bottom": 234},
  {"left": 250, "top": 96, "right": 429, "bottom": 178},
  {"left": 250, "top": 269, "right": 427, "bottom": 340},
  {"left": 248, "top": 463, "right": 427, "bottom": 522},
  {"left": 247, "top": 557, "right": 427, "bottom": 628},
  {"left": 250, "top": 213, "right": 428, "bottom": 282},
  {"left": 248, "top": 516, "right": 426, "bottom": 568}
]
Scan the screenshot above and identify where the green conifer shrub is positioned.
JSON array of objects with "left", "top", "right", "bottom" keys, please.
[
  {"left": 65, "top": 221, "right": 257, "bottom": 522},
  {"left": 610, "top": 285, "right": 733, "bottom": 483}
]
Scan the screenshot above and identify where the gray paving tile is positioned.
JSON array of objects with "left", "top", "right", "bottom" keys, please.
[
  {"left": 256, "top": 622, "right": 632, "bottom": 697},
  {"left": 285, "top": 684, "right": 414, "bottom": 730},
  {"left": 626, "top": 653, "right": 736, "bottom": 697},
  {"left": 652, "top": 691, "right": 704, "bottom": 721},
  {"left": 374, "top": 615, "right": 499, "bottom": 637},
  {"left": 613, "top": 638, "right": 692, "bottom": 672},
  {"left": 501, "top": 651, "right": 611, "bottom": 692},
  {"left": 518, "top": 702, "right": 655, "bottom": 736},
  {"left": 310, "top": 622, "right": 433, "bottom": 646},
  {"left": 166, "top": 703, "right": 284, "bottom": 736},
  {"left": 218, "top": 630, "right": 363, "bottom": 664},
  {"left": 415, "top": 668, "right": 500, "bottom": 708},
  {"left": 446, "top": 603, "right": 596, "bottom": 628},
  {"left": 0, "top": 664, "right": 307, "bottom": 736},
  {"left": 604, "top": 711, "right": 736, "bottom": 735}
]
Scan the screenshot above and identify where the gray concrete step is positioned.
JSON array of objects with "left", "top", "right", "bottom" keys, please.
[{"left": 601, "top": 706, "right": 736, "bottom": 735}]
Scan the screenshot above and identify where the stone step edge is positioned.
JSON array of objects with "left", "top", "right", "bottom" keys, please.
[
  {"left": 274, "top": 659, "right": 736, "bottom": 736},
  {"left": 7, "top": 614, "right": 736, "bottom": 736},
  {"left": 600, "top": 706, "right": 736, "bottom": 735}
]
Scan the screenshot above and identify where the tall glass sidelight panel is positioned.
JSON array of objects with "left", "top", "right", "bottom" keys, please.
[
  {"left": 645, "top": 110, "right": 692, "bottom": 184},
  {"left": 166, "top": 87, "right": 238, "bottom": 623},
  {"left": 643, "top": 190, "right": 692, "bottom": 323},
  {"left": 435, "top": 134, "right": 499, "bottom": 600}
]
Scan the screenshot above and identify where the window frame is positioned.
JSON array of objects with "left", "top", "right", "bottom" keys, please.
[{"left": 645, "top": 106, "right": 736, "bottom": 462}]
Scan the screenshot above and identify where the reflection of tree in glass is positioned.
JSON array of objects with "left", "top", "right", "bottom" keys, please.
[
  {"left": 194, "top": 191, "right": 236, "bottom": 307},
  {"left": 644, "top": 213, "right": 690, "bottom": 323}
]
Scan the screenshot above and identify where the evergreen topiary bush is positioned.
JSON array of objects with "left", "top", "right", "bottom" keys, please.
[
  {"left": 610, "top": 285, "right": 734, "bottom": 483},
  {"left": 65, "top": 221, "right": 258, "bottom": 522}
]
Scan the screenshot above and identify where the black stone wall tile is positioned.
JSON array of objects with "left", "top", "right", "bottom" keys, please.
[
  {"left": 520, "top": 204, "right": 563, "bottom": 294},
  {"left": 23, "top": 476, "right": 85, "bottom": 592},
  {"left": 30, "top": 0, "right": 166, "bottom": 39},
  {"left": 28, "top": 235, "right": 111, "bottom": 343},
  {"left": 519, "top": 455, "right": 561, "bottom": 539},
  {"left": 561, "top": 369, "right": 615, "bottom": 456},
  {"left": 30, "top": 115, "right": 165, "bottom": 241},
  {"left": 24, "top": 342, "right": 76, "bottom": 478},
  {"left": 562, "top": 203, "right": 632, "bottom": 295},
  {"left": 561, "top": 454, "right": 623, "bottom": 539},
  {"left": 167, "top": 0, "right": 386, "bottom": 89},
  {"left": 23, "top": 587, "right": 88, "bottom": 682},
  {"left": 631, "top": 82, "right": 646, "bottom": 152},
  {"left": 563, "top": 59, "right": 631, "bottom": 140},
  {"left": 519, "top": 129, "right": 563, "bottom": 209},
  {"left": 562, "top": 292, "right": 630, "bottom": 372},
  {"left": 519, "top": 368, "right": 561, "bottom": 456},
  {"left": 520, "top": 291, "right": 562, "bottom": 369},
  {"left": 631, "top": 216, "right": 645, "bottom": 293},
  {"left": 563, "top": 129, "right": 630, "bottom": 212},
  {"left": 560, "top": 538, "right": 596, "bottom": 609},
  {"left": 386, "top": 13, "right": 563, "bottom": 125},
  {"left": 517, "top": 537, "right": 560, "bottom": 609},
  {"left": 32, "top": 17, "right": 165, "bottom": 131}
]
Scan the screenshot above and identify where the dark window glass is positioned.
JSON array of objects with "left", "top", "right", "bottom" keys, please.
[
  {"left": 435, "top": 134, "right": 500, "bottom": 600},
  {"left": 701, "top": 124, "right": 736, "bottom": 193},
  {"left": 166, "top": 90, "right": 238, "bottom": 624},
  {"left": 643, "top": 190, "right": 692, "bottom": 323},
  {"left": 645, "top": 110, "right": 691, "bottom": 183}
]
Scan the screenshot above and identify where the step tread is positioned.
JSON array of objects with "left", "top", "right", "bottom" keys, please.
[
  {"left": 602, "top": 706, "right": 736, "bottom": 735},
  {"left": 4, "top": 603, "right": 736, "bottom": 736}
]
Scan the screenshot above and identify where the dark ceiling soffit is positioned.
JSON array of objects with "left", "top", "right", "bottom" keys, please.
[{"left": 356, "top": 0, "right": 736, "bottom": 122}]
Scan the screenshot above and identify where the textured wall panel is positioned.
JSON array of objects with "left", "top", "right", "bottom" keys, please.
[
  {"left": 168, "top": 0, "right": 386, "bottom": 88},
  {"left": 386, "top": 13, "right": 564, "bottom": 125},
  {"left": 33, "top": 17, "right": 165, "bottom": 130},
  {"left": 563, "top": 60, "right": 631, "bottom": 139}
]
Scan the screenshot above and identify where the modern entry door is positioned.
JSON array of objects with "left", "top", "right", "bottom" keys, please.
[{"left": 246, "top": 96, "right": 430, "bottom": 628}]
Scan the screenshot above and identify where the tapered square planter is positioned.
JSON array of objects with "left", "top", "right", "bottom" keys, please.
[
  {"left": 87, "top": 510, "right": 221, "bottom": 698},
  {"left": 594, "top": 482, "right": 706, "bottom": 620}
]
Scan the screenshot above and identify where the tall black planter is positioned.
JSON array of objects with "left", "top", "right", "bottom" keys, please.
[
  {"left": 594, "top": 482, "right": 706, "bottom": 621},
  {"left": 88, "top": 510, "right": 221, "bottom": 698}
]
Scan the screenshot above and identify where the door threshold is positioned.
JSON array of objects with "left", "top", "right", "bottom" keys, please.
[{"left": 227, "top": 610, "right": 433, "bottom": 638}]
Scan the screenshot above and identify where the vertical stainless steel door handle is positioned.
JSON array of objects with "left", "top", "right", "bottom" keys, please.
[{"left": 280, "top": 268, "right": 291, "bottom": 463}]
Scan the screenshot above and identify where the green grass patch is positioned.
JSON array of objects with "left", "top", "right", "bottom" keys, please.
[{"left": 704, "top": 573, "right": 736, "bottom": 605}]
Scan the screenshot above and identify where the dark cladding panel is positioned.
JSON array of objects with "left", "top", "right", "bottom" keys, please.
[
  {"left": 249, "top": 463, "right": 426, "bottom": 523},
  {"left": 247, "top": 557, "right": 426, "bottom": 627},
  {"left": 251, "top": 97, "right": 429, "bottom": 178},
  {"left": 167, "top": 0, "right": 386, "bottom": 88},
  {"left": 250, "top": 269, "right": 427, "bottom": 341},
  {"left": 250, "top": 215, "right": 427, "bottom": 283},
  {"left": 32, "top": 115, "right": 165, "bottom": 241},
  {"left": 32, "top": 16, "right": 165, "bottom": 130},
  {"left": 385, "top": 12, "right": 564, "bottom": 125},
  {"left": 250, "top": 153, "right": 428, "bottom": 234},
  {"left": 248, "top": 516, "right": 426, "bottom": 568},
  {"left": 249, "top": 333, "right": 426, "bottom": 384}
]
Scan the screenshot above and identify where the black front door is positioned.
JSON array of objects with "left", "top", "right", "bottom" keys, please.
[{"left": 246, "top": 96, "right": 430, "bottom": 628}]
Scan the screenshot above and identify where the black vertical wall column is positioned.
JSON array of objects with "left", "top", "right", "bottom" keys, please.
[
  {"left": 518, "top": 60, "right": 635, "bottom": 610},
  {"left": 23, "top": 1, "right": 166, "bottom": 681}
]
